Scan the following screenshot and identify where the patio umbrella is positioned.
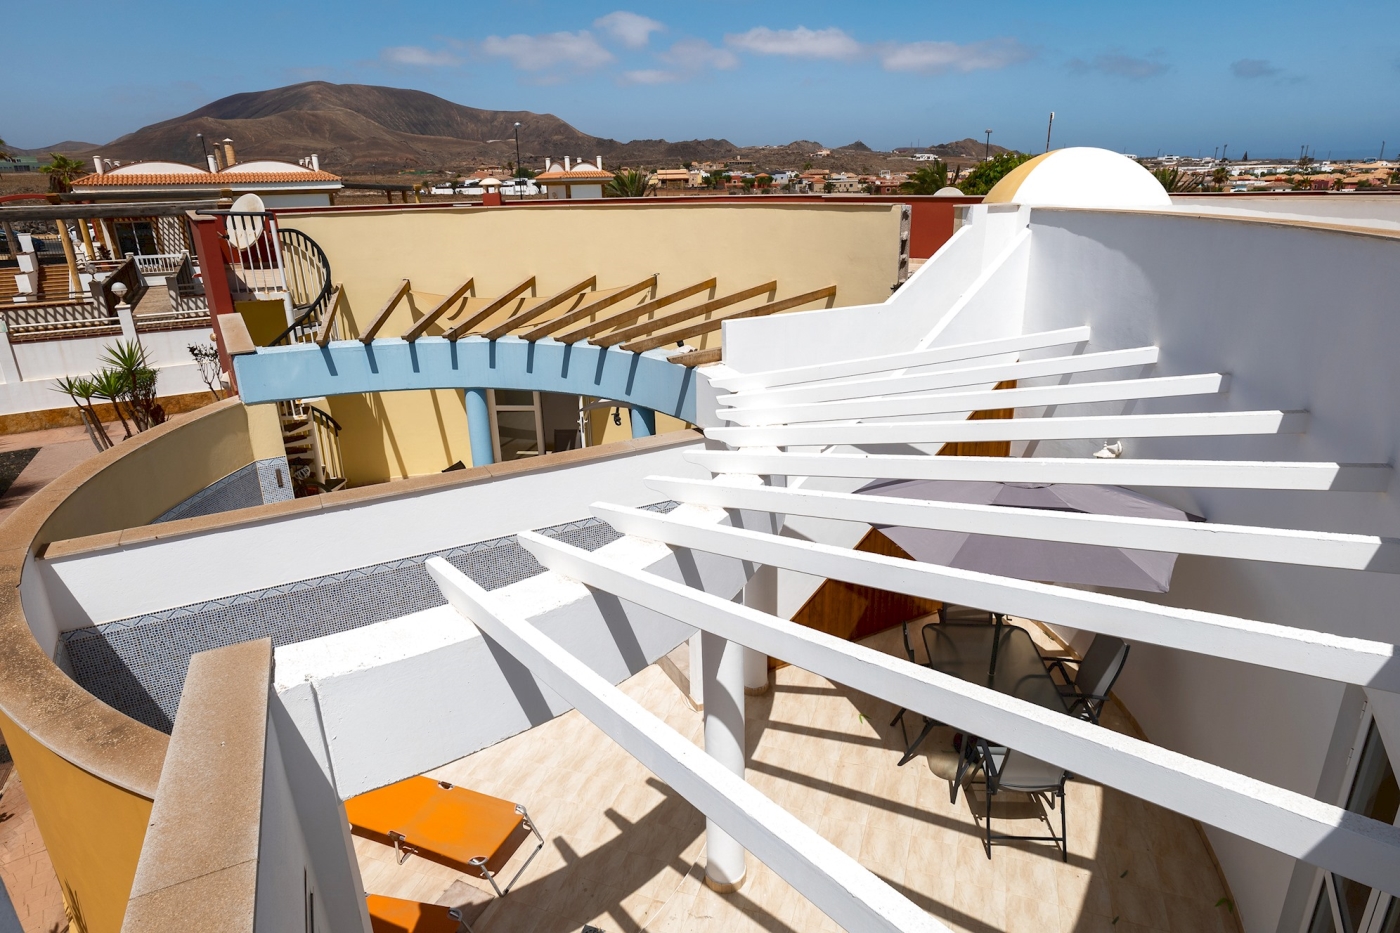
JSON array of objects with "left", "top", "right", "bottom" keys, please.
[{"left": 857, "top": 479, "right": 1193, "bottom": 593}]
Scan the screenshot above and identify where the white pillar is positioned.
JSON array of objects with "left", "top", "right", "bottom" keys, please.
[
  {"left": 743, "top": 564, "right": 777, "bottom": 695},
  {"left": 687, "top": 631, "right": 704, "bottom": 708},
  {"left": 0, "top": 321, "right": 20, "bottom": 385},
  {"left": 701, "top": 630, "right": 747, "bottom": 890}
]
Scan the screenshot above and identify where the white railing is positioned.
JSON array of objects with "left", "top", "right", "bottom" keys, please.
[{"left": 1, "top": 300, "right": 120, "bottom": 342}]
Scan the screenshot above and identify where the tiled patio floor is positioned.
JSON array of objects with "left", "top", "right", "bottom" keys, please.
[{"left": 356, "top": 621, "right": 1243, "bottom": 933}]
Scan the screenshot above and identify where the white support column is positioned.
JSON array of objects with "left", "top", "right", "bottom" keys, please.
[
  {"left": 743, "top": 564, "right": 776, "bottom": 695},
  {"left": 701, "top": 629, "right": 747, "bottom": 891},
  {"left": 0, "top": 320, "right": 20, "bottom": 385}
]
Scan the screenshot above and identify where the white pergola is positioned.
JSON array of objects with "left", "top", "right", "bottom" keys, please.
[{"left": 429, "top": 326, "right": 1400, "bottom": 929}]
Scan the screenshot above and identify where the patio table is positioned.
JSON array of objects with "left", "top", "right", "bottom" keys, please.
[{"left": 896, "top": 622, "right": 1069, "bottom": 764}]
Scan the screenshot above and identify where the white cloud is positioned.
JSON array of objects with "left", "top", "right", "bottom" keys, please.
[
  {"left": 1231, "top": 58, "right": 1279, "bottom": 79},
  {"left": 879, "top": 38, "right": 1033, "bottom": 74},
  {"left": 725, "top": 26, "right": 863, "bottom": 61},
  {"left": 381, "top": 45, "right": 461, "bottom": 67},
  {"left": 621, "top": 69, "right": 680, "bottom": 85},
  {"left": 594, "top": 11, "right": 664, "bottom": 49},
  {"left": 1069, "top": 50, "right": 1170, "bottom": 80},
  {"left": 480, "top": 31, "right": 614, "bottom": 72},
  {"left": 661, "top": 38, "right": 739, "bottom": 72}
]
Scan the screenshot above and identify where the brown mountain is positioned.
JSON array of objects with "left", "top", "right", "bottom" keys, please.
[{"left": 64, "top": 81, "right": 740, "bottom": 174}]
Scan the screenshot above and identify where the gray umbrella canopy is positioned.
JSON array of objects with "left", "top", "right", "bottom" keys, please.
[{"left": 857, "top": 479, "right": 1192, "bottom": 593}]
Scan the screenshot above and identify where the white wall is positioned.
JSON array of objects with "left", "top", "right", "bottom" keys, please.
[
  {"left": 273, "top": 508, "right": 747, "bottom": 798},
  {"left": 41, "top": 439, "right": 711, "bottom": 629},
  {"left": 1018, "top": 207, "right": 1400, "bottom": 933},
  {"left": 1170, "top": 194, "right": 1400, "bottom": 231},
  {"left": 255, "top": 699, "right": 371, "bottom": 933},
  {"left": 0, "top": 325, "right": 210, "bottom": 415},
  {"left": 719, "top": 204, "right": 1026, "bottom": 375}
]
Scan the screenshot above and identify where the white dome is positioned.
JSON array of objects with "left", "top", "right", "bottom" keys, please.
[
  {"left": 108, "top": 161, "right": 206, "bottom": 175},
  {"left": 933, "top": 186, "right": 963, "bottom": 197},
  {"left": 985, "top": 147, "right": 1169, "bottom": 209},
  {"left": 226, "top": 160, "right": 312, "bottom": 174}
]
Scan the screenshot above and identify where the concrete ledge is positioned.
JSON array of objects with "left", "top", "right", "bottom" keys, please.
[
  {"left": 121, "top": 639, "right": 271, "bottom": 933},
  {"left": 44, "top": 429, "right": 702, "bottom": 560}
]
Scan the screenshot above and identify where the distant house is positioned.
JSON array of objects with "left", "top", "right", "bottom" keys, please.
[
  {"left": 0, "top": 155, "right": 41, "bottom": 174},
  {"left": 69, "top": 151, "right": 342, "bottom": 208},
  {"left": 827, "top": 174, "right": 864, "bottom": 194},
  {"left": 651, "top": 168, "right": 692, "bottom": 190},
  {"left": 536, "top": 157, "right": 612, "bottom": 200}
]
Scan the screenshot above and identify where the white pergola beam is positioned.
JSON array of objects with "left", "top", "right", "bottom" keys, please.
[
  {"left": 707, "top": 410, "right": 1309, "bottom": 448},
  {"left": 514, "top": 533, "right": 1400, "bottom": 894},
  {"left": 423, "top": 558, "right": 945, "bottom": 933},
  {"left": 590, "top": 504, "right": 1400, "bottom": 691},
  {"left": 718, "top": 346, "right": 1160, "bottom": 410},
  {"left": 683, "top": 451, "right": 1393, "bottom": 491},
  {"left": 710, "top": 326, "right": 1092, "bottom": 392},
  {"left": 717, "top": 373, "right": 1227, "bottom": 426},
  {"left": 644, "top": 477, "right": 1400, "bottom": 573}
]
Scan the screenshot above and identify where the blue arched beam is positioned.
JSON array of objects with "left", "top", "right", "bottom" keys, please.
[{"left": 231, "top": 336, "right": 699, "bottom": 424}]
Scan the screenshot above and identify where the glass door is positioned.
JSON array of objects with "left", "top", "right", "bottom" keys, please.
[
  {"left": 488, "top": 389, "right": 544, "bottom": 461},
  {"left": 1304, "top": 710, "right": 1400, "bottom": 933}
]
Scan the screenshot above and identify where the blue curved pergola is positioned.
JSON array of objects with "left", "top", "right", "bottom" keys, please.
[{"left": 231, "top": 336, "right": 698, "bottom": 464}]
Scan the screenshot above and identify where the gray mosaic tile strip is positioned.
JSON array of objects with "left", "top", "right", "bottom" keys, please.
[
  {"left": 255, "top": 457, "right": 294, "bottom": 504},
  {"left": 153, "top": 463, "right": 264, "bottom": 524},
  {"left": 61, "top": 501, "right": 679, "bottom": 734}
]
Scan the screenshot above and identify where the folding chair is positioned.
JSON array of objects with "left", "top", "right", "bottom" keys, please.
[
  {"left": 367, "top": 894, "right": 473, "bottom": 933},
  {"left": 346, "top": 776, "right": 545, "bottom": 898},
  {"left": 1042, "top": 635, "right": 1130, "bottom": 724}
]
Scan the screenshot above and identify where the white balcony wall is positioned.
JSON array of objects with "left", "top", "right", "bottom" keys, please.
[
  {"left": 718, "top": 204, "right": 1026, "bottom": 376},
  {"left": 39, "top": 439, "right": 711, "bottom": 630},
  {"left": 0, "top": 326, "right": 210, "bottom": 415},
  {"left": 1018, "top": 207, "right": 1400, "bottom": 933},
  {"left": 273, "top": 514, "right": 747, "bottom": 798}
]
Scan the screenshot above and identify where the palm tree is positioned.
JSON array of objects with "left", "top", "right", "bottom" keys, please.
[
  {"left": 88, "top": 368, "right": 136, "bottom": 439},
  {"left": 99, "top": 339, "right": 164, "bottom": 431},
  {"left": 41, "top": 153, "right": 87, "bottom": 193},
  {"left": 53, "top": 376, "right": 113, "bottom": 449},
  {"left": 1153, "top": 167, "right": 1202, "bottom": 193},
  {"left": 1211, "top": 166, "right": 1230, "bottom": 190},
  {"left": 901, "top": 161, "right": 949, "bottom": 195},
  {"left": 606, "top": 169, "right": 652, "bottom": 198}
]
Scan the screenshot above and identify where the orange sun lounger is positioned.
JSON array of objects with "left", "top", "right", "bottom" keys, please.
[
  {"left": 367, "top": 894, "right": 470, "bottom": 933},
  {"left": 347, "top": 775, "right": 544, "bottom": 896}
]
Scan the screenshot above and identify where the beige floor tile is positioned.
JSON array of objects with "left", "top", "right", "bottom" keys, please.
[{"left": 357, "top": 650, "right": 1236, "bottom": 933}]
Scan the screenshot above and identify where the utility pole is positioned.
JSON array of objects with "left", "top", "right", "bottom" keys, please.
[
  {"left": 984, "top": 129, "right": 992, "bottom": 161},
  {"left": 513, "top": 122, "right": 523, "bottom": 200},
  {"left": 1045, "top": 113, "right": 1055, "bottom": 153}
]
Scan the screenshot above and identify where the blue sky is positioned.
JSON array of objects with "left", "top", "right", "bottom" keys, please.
[{"left": 4, "top": 0, "right": 1397, "bottom": 158}]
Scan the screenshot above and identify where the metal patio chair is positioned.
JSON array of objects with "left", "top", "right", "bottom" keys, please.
[
  {"left": 890, "top": 606, "right": 997, "bottom": 765},
  {"left": 957, "top": 739, "right": 1070, "bottom": 861},
  {"left": 1042, "top": 635, "right": 1131, "bottom": 724}
]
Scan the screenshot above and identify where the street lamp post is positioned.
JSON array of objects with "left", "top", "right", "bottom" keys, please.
[
  {"left": 196, "top": 133, "right": 209, "bottom": 168},
  {"left": 984, "top": 129, "right": 993, "bottom": 161},
  {"left": 513, "top": 122, "right": 523, "bottom": 200}
]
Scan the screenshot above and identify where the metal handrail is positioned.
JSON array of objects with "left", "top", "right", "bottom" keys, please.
[{"left": 305, "top": 404, "right": 342, "bottom": 434}]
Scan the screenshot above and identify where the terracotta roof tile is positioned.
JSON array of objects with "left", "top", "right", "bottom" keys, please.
[
  {"left": 72, "top": 171, "right": 341, "bottom": 187},
  {"left": 536, "top": 168, "right": 613, "bottom": 182}
]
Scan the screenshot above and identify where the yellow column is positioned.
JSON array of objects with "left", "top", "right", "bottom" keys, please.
[{"left": 56, "top": 219, "right": 81, "bottom": 297}]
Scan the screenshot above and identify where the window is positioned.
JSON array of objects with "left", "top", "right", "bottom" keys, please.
[{"left": 1306, "top": 713, "right": 1400, "bottom": 933}]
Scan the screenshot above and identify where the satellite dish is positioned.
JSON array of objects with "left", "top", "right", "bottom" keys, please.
[{"left": 227, "top": 193, "right": 266, "bottom": 250}]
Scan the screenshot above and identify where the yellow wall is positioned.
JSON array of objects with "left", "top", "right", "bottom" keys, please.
[
  {"left": 326, "top": 388, "right": 474, "bottom": 485},
  {"left": 0, "top": 711, "right": 151, "bottom": 933},
  {"left": 38, "top": 399, "right": 254, "bottom": 542},
  {"left": 280, "top": 202, "right": 901, "bottom": 480},
  {"left": 234, "top": 299, "right": 291, "bottom": 348}
]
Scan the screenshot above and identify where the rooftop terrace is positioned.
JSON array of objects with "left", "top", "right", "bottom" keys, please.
[{"left": 356, "top": 622, "right": 1240, "bottom": 933}]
